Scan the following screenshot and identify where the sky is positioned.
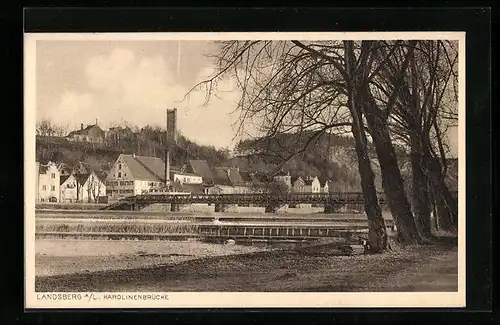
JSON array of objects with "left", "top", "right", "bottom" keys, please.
[
  {"left": 36, "top": 40, "right": 245, "bottom": 149},
  {"left": 35, "top": 39, "right": 458, "bottom": 156}
]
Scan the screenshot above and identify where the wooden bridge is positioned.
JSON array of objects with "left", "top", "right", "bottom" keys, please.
[{"left": 104, "top": 192, "right": 388, "bottom": 212}]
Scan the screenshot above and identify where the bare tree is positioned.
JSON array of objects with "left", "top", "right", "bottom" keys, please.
[
  {"left": 86, "top": 173, "right": 104, "bottom": 203},
  {"left": 36, "top": 119, "right": 55, "bottom": 137},
  {"left": 187, "top": 40, "right": 423, "bottom": 250},
  {"left": 378, "top": 40, "right": 459, "bottom": 235}
]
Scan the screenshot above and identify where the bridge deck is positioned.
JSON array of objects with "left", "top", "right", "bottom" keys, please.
[{"left": 117, "top": 192, "right": 388, "bottom": 206}]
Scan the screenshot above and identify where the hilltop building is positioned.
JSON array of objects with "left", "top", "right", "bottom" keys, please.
[{"left": 67, "top": 122, "right": 106, "bottom": 143}]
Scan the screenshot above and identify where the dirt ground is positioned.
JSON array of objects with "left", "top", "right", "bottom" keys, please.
[
  {"left": 35, "top": 239, "right": 458, "bottom": 292},
  {"left": 35, "top": 239, "right": 270, "bottom": 277}
]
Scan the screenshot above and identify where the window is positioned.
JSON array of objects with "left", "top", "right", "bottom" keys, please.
[
  {"left": 118, "top": 172, "right": 121, "bottom": 178},
  {"left": 51, "top": 185, "right": 55, "bottom": 191},
  {"left": 51, "top": 173, "right": 55, "bottom": 179},
  {"left": 118, "top": 163, "right": 122, "bottom": 170},
  {"left": 42, "top": 185, "right": 47, "bottom": 191}
]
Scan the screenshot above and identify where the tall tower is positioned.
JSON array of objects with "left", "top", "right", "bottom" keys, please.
[{"left": 165, "top": 108, "right": 177, "bottom": 188}]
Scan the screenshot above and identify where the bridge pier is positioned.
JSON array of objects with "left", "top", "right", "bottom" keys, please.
[
  {"left": 324, "top": 204, "right": 335, "bottom": 213},
  {"left": 170, "top": 203, "right": 180, "bottom": 212}
]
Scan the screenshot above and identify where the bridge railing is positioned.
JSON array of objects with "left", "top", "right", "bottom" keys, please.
[{"left": 124, "top": 192, "right": 389, "bottom": 205}]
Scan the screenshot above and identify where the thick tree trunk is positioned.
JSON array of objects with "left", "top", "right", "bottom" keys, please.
[
  {"left": 344, "top": 40, "right": 388, "bottom": 252},
  {"left": 410, "top": 132, "right": 433, "bottom": 239},
  {"left": 426, "top": 156, "right": 457, "bottom": 231},
  {"left": 350, "top": 116, "right": 388, "bottom": 252},
  {"left": 363, "top": 94, "right": 420, "bottom": 244}
]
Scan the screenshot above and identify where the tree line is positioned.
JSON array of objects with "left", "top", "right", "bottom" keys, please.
[{"left": 36, "top": 120, "right": 232, "bottom": 172}]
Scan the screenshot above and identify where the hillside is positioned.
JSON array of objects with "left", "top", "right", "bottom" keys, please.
[
  {"left": 36, "top": 130, "right": 414, "bottom": 193},
  {"left": 36, "top": 133, "right": 231, "bottom": 173},
  {"left": 230, "top": 132, "right": 392, "bottom": 192}
]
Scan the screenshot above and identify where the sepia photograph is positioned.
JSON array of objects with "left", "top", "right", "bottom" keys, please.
[{"left": 24, "top": 32, "right": 465, "bottom": 308}]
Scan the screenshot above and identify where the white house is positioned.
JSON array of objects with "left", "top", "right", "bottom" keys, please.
[
  {"left": 292, "top": 176, "right": 306, "bottom": 193},
  {"left": 170, "top": 170, "right": 203, "bottom": 185},
  {"left": 74, "top": 172, "right": 106, "bottom": 203},
  {"left": 60, "top": 174, "right": 78, "bottom": 203},
  {"left": 37, "top": 161, "right": 60, "bottom": 202},
  {"left": 304, "top": 176, "right": 321, "bottom": 193}
]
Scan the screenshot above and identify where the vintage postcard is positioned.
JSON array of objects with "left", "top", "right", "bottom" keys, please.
[{"left": 24, "top": 31, "right": 466, "bottom": 308}]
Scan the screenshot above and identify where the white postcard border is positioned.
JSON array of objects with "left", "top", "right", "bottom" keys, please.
[{"left": 24, "top": 31, "right": 466, "bottom": 309}]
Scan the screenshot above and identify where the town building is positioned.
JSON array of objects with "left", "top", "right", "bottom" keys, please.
[
  {"left": 105, "top": 154, "right": 164, "bottom": 200},
  {"left": 188, "top": 159, "right": 215, "bottom": 187},
  {"left": 35, "top": 162, "right": 39, "bottom": 202},
  {"left": 37, "top": 161, "right": 60, "bottom": 202},
  {"left": 67, "top": 123, "right": 106, "bottom": 143},
  {"left": 74, "top": 172, "right": 107, "bottom": 203},
  {"left": 59, "top": 174, "right": 78, "bottom": 203},
  {"left": 57, "top": 163, "right": 73, "bottom": 176},
  {"left": 209, "top": 167, "right": 235, "bottom": 194},
  {"left": 292, "top": 176, "right": 306, "bottom": 193},
  {"left": 273, "top": 170, "right": 292, "bottom": 192},
  {"left": 321, "top": 179, "right": 333, "bottom": 193},
  {"left": 304, "top": 176, "right": 321, "bottom": 193},
  {"left": 106, "top": 126, "right": 135, "bottom": 145},
  {"left": 170, "top": 168, "right": 203, "bottom": 185},
  {"left": 105, "top": 154, "right": 204, "bottom": 200}
]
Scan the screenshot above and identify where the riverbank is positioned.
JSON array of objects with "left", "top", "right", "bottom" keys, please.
[{"left": 35, "top": 240, "right": 458, "bottom": 292}]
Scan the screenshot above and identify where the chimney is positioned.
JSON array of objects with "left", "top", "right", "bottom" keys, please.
[
  {"left": 95, "top": 118, "right": 98, "bottom": 125},
  {"left": 81, "top": 123, "right": 84, "bottom": 130}
]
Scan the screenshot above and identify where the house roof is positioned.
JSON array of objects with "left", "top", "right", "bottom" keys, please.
[
  {"left": 226, "top": 168, "right": 245, "bottom": 186},
  {"left": 212, "top": 167, "right": 232, "bottom": 186},
  {"left": 60, "top": 175, "right": 72, "bottom": 185},
  {"left": 291, "top": 176, "right": 304, "bottom": 185},
  {"left": 119, "top": 154, "right": 165, "bottom": 182},
  {"left": 303, "top": 176, "right": 319, "bottom": 186},
  {"left": 189, "top": 160, "right": 214, "bottom": 184},
  {"left": 67, "top": 124, "right": 104, "bottom": 137},
  {"left": 170, "top": 169, "right": 201, "bottom": 177},
  {"left": 250, "top": 172, "right": 271, "bottom": 184},
  {"left": 74, "top": 173, "right": 91, "bottom": 185},
  {"left": 304, "top": 178, "right": 314, "bottom": 186},
  {"left": 135, "top": 156, "right": 166, "bottom": 180},
  {"left": 274, "top": 170, "right": 289, "bottom": 177},
  {"left": 318, "top": 177, "right": 329, "bottom": 187}
]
